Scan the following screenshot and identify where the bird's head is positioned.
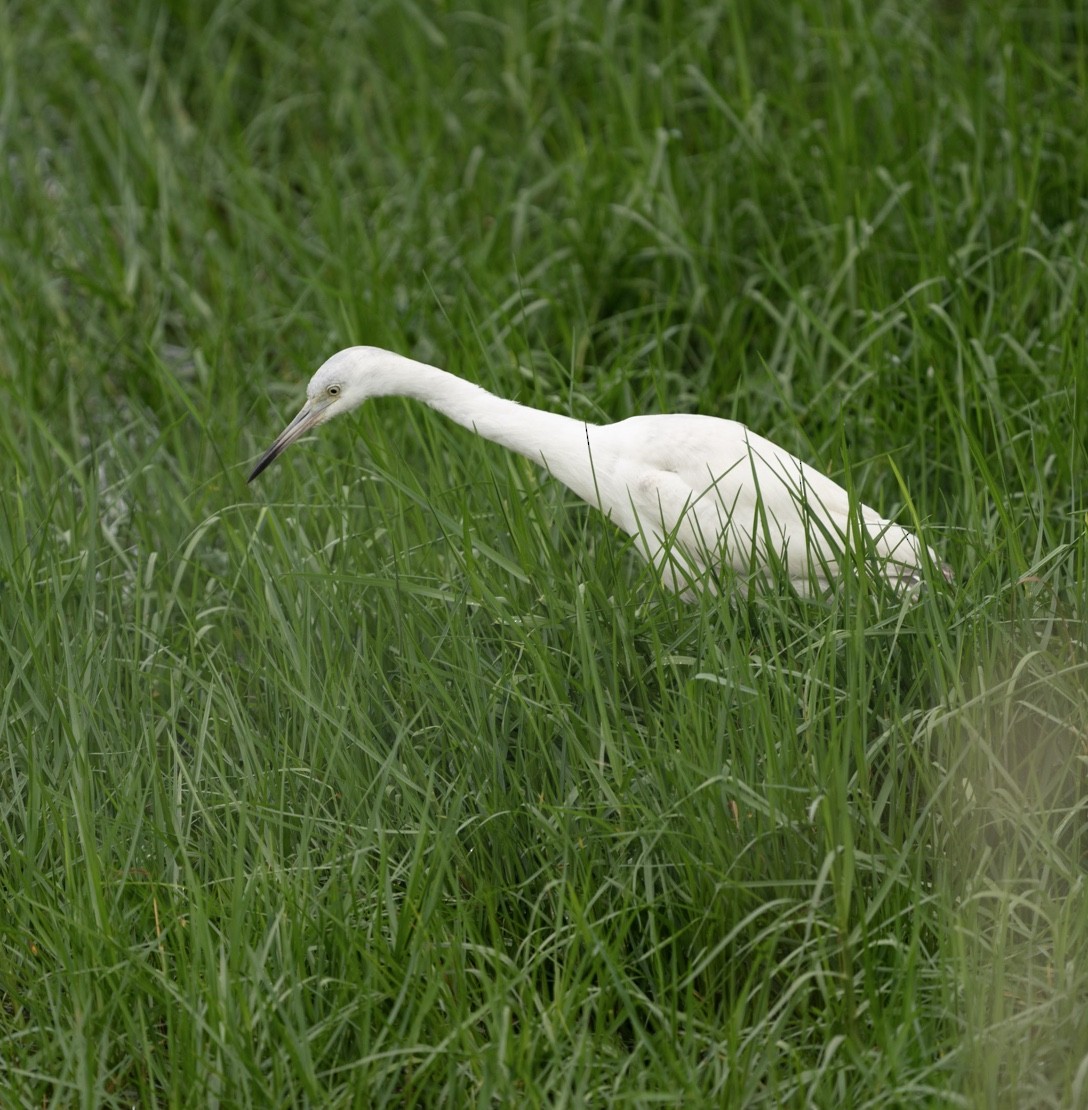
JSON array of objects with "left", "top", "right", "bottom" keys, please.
[{"left": 247, "top": 347, "right": 394, "bottom": 481}]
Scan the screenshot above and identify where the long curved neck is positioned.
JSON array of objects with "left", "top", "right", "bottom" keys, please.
[{"left": 382, "top": 356, "right": 601, "bottom": 503}]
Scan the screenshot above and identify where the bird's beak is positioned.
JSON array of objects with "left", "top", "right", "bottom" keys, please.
[{"left": 248, "top": 399, "right": 329, "bottom": 482}]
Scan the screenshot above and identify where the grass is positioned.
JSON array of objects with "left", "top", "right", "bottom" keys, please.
[{"left": 1, "top": 0, "right": 1087, "bottom": 1104}]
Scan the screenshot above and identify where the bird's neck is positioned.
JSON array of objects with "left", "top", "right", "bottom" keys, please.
[{"left": 390, "top": 358, "right": 600, "bottom": 503}]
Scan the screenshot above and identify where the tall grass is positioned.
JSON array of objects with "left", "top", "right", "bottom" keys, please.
[{"left": 1, "top": 0, "right": 1086, "bottom": 1104}]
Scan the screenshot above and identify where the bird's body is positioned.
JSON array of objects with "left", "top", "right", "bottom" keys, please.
[{"left": 249, "top": 346, "right": 946, "bottom": 595}]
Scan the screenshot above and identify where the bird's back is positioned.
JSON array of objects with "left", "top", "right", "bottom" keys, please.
[{"left": 588, "top": 413, "right": 932, "bottom": 595}]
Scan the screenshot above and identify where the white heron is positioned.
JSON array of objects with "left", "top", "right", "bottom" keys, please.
[{"left": 248, "top": 346, "right": 948, "bottom": 596}]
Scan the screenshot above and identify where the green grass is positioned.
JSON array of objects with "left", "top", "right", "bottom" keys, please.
[{"left": 2, "top": 0, "right": 1087, "bottom": 1104}]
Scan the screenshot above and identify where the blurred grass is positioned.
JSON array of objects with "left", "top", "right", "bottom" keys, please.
[{"left": 1, "top": 0, "right": 1087, "bottom": 1104}]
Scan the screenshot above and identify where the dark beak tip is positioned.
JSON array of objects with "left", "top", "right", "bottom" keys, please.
[
  {"left": 247, "top": 402, "right": 316, "bottom": 486},
  {"left": 247, "top": 448, "right": 280, "bottom": 484}
]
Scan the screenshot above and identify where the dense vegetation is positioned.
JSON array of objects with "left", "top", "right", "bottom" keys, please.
[{"left": 1, "top": 1, "right": 1086, "bottom": 1104}]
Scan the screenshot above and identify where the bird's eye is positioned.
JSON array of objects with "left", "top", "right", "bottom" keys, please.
[{"left": 327, "top": 385, "right": 341, "bottom": 397}]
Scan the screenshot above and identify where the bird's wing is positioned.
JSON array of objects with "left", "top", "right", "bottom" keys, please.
[{"left": 602, "top": 414, "right": 928, "bottom": 589}]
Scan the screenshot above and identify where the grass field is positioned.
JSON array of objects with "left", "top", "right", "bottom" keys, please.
[{"left": 2, "top": 0, "right": 1087, "bottom": 1104}]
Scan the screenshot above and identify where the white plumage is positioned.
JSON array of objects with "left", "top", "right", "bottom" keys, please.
[{"left": 249, "top": 346, "right": 948, "bottom": 595}]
